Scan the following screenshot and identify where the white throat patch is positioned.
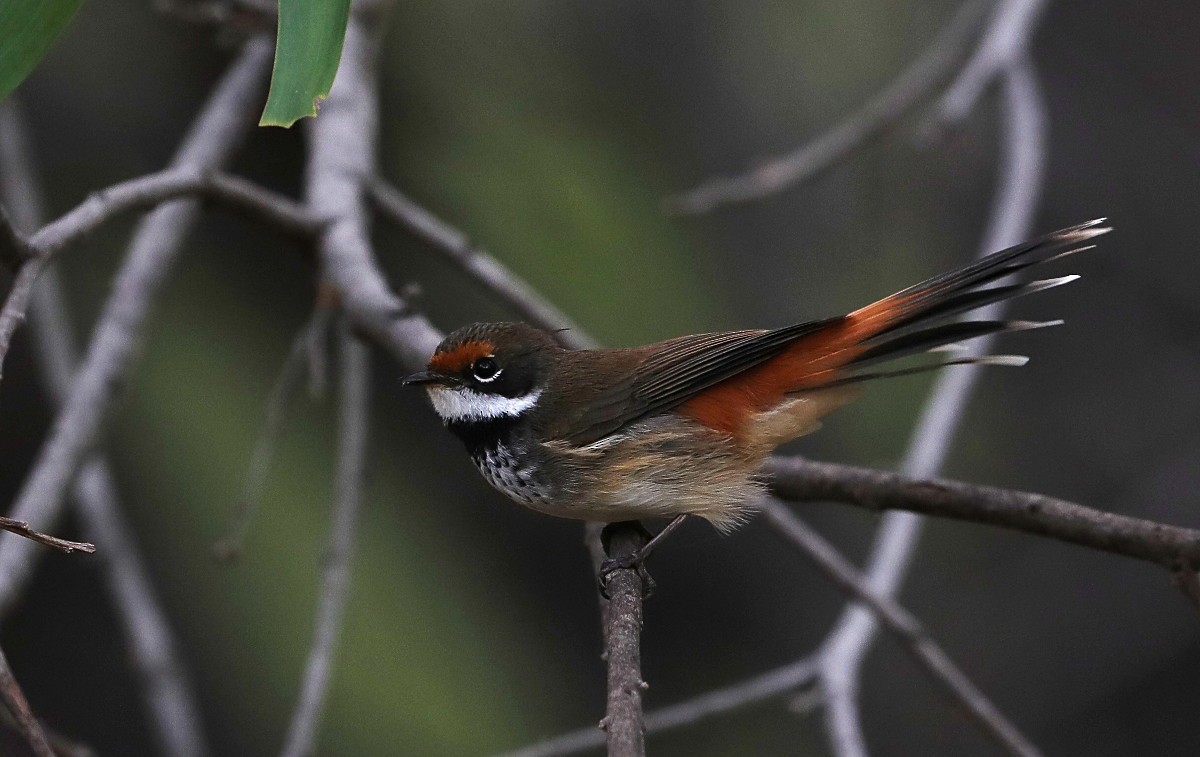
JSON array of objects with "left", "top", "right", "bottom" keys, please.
[{"left": 427, "top": 386, "right": 542, "bottom": 423}]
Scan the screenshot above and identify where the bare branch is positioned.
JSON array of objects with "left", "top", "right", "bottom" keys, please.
[
  {"left": 23, "top": 169, "right": 316, "bottom": 260},
  {"left": 759, "top": 500, "right": 1040, "bottom": 755},
  {"left": 2, "top": 97, "right": 212, "bottom": 757},
  {"left": 0, "top": 35, "right": 274, "bottom": 620},
  {"left": 0, "top": 517, "right": 93, "bottom": 554},
  {"left": 367, "top": 178, "right": 596, "bottom": 348},
  {"left": 0, "top": 645, "right": 54, "bottom": 757},
  {"left": 665, "top": 0, "right": 989, "bottom": 214},
  {"left": 766, "top": 456, "right": 1200, "bottom": 569},
  {"left": 0, "top": 168, "right": 315, "bottom": 384},
  {"left": 925, "top": 0, "right": 1048, "bottom": 132},
  {"left": 814, "top": 54, "right": 1047, "bottom": 756},
  {"left": 280, "top": 324, "right": 371, "bottom": 757},
  {"left": 599, "top": 524, "right": 648, "bottom": 757}
]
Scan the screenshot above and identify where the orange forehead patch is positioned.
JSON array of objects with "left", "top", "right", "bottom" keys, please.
[{"left": 429, "top": 340, "right": 494, "bottom": 374}]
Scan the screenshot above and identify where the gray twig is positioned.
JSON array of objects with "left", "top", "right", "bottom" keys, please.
[
  {"left": 0, "top": 35, "right": 274, "bottom": 620},
  {"left": 813, "top": 54, "right": 1046, "bottom": 757},
  {"left": 0, "top": 517, "right": 92, "bottom": 554},
  {"left": 0, "top": 644, "right": 54, "bottom": 757},
  {"left": 665, "top": 0, "right": 989, "bottom": 214},
  {"left": 599, "top": 525, "right": 648, "bottom": 757},
  {"left": 2, "top": 97, "right": 213, "bottom": 757},
  {"left": 766, "top": 456, "right": 1200, "bottom": 569},
  {"left": 759, "top": 500, "right": 1040, "bottom": 756},
  {"left": 23, "top": 169, "right": 316, "bottom": 258},
  {"left": 367, "top": 178, "right": 595, "bottom": 348},
  {"left": 280, "top": 324, "right": 371, "bottom": 757}
]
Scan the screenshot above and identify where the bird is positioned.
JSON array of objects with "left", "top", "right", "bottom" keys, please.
[{"left": 404, "top": 220, "right": 1108, "bottom": 581}]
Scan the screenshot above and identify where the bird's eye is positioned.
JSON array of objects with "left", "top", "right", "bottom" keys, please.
[{"left": 471, "top": 357, "right": 501, "bottom": 382}]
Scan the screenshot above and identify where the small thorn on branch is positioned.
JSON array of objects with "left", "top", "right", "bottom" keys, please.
[
  {"left": 1172, "top": 567, "right": 1200, "bottom": 615},
  {"left": 0, "top": 517, "right": 94, "bottom": 554}
]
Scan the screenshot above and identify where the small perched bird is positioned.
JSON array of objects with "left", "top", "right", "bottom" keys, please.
[{"left": 405, "top": 220, "right": 1108, "bottom": 566}]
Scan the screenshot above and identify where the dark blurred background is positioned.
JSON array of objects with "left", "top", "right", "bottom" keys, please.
[{"left": 2, "top": 0, "right": 1199, "bottom": 754}]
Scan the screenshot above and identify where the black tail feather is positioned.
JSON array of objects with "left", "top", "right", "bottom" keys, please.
[
  {"left": 876, "top": 275, "right": 1078, "bottom": 339},
  {"left": 831, "top": 220, "right": 1108, "bottom": 386},
  {"left": 891, "top": 219, "right": 1107, "bottom": 312},
  {"left": 852, "top": 319, "right": 1060, "bottom": 368},
  {"left": 815, "top": 354, "right": 1031, "bottom": 391}
]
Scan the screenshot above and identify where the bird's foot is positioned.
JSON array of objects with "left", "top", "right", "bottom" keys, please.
[
  {"left": 598, "top": 554, "right": 656, "bottom": 600},
  {"left": 598, "top": 520, "right": 659, "bottom": 600}
]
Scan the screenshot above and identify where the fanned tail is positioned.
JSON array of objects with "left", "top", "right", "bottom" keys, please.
[
  {"left": 754, "top": 219, "right": 1110, "bottom": 396},
  {"left": 827, "top": 219, "right": 1110, "bottom": 382}
]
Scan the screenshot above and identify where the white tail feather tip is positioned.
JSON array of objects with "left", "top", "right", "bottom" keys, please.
[
  {"left": 929, "top": 342, "right": 968, "bottom": 353},
  {"left": 1010, "top": 319, "right": 1064, "bottom": 330},
  {"left": 976, "top": 355, "right": 1030, "bottom": 367},
  {"left": 1029, "top": 274, "right": 1081, "bottom": 291}
]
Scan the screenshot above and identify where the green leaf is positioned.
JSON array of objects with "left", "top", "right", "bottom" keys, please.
[
  {"left": 0, "top": 0, "right": 87, "bottom": 101},
  {"left": 259, "top": 0, "right": 352, "bottom": 128}
]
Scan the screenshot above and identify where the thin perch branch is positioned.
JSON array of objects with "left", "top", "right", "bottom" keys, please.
[
  {"left": 665, "top": 0, "right": 989, "bottom": 214},
  {"left": 759, "top": 499, "right": 1040, "bottom": 756},
  {"left": 765, "top": 456, "right": 1200, "bottom": 569},
  {"left": 280, "top": 324, "right": 371, "bottom": 757},
  {"left": 600, "top": 524, "right": 648, "bottom": 757}
]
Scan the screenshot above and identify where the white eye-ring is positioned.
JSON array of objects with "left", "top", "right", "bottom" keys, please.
[{"left": 472, "top": 356, "right": 502, "bottom": 383}]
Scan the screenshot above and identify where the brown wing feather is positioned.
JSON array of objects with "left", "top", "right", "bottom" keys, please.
[
  {"left": 543, "top": 322, "right": 837, "bottom": 446},
  {"left": 542, "top": 220, "right": 1108, "bottom": 446}
]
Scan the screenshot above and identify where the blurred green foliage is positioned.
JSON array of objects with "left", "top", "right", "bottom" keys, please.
[{"left": 0, "top": 0, "right": 86, "bottom": 101}]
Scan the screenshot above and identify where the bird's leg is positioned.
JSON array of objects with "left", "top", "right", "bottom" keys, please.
[{"left": 598, "top": 514, "right": 689, "bottom": 598}]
